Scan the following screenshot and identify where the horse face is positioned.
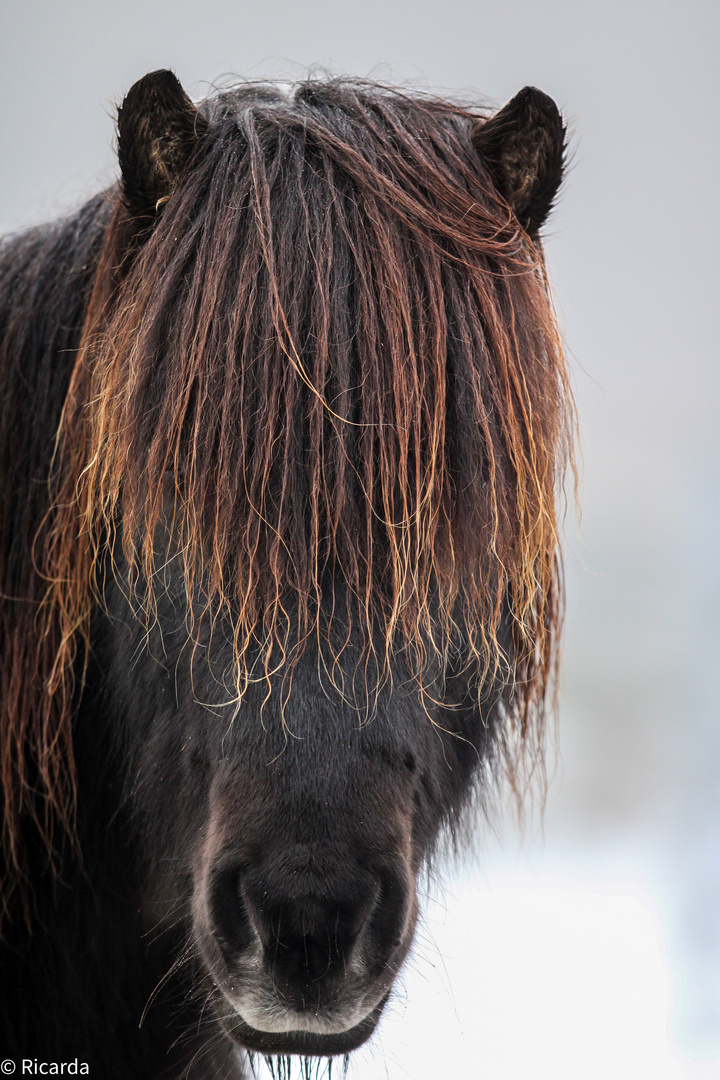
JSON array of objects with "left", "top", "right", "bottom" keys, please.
[{"left": 97, "top": 573, "right": 491, "bottom": 1057}]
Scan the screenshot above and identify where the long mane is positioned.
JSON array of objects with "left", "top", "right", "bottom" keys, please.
[{"left": 1, "top": 79, "right": 573, "bottom": 906}]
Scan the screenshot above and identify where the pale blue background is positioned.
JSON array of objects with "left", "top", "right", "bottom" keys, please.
[{"left": 2, "top": 1, "right": 718, "bottom": 1075}]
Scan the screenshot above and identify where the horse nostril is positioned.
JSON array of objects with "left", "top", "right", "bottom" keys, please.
[
  {"left": 207, "top": 863, "right": 257, "bottom": 958},
  {"left": 366, "top": 867, "right": 411, "bottom": 962}
]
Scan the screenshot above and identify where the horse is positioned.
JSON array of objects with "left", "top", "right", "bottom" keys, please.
[{"left": 0, "top": 71, "right": 571, "bottom": 1078}]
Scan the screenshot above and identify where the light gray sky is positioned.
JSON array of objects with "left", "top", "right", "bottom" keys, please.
[{"left": 2, "top": 0, "right": 718, "bottom": 1073}]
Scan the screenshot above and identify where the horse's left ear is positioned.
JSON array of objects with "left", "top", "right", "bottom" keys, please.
[
  {"left": 117, "top": 69, "right": 208, "bottom": 218},
  {"left": 472, "top": 87, "right": 566, "bottom": 235}
]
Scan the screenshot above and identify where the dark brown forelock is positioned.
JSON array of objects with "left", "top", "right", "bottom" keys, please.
[{"left": 22, "top": 79, "right": 573, "bottom": 885}]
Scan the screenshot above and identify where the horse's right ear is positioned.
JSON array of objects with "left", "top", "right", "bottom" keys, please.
[
  {"left": 117, "top": 69, "right": 208, "bottom": 218},
  {"left": 472, "top": 87, "right": 565, "bottom": 236}
]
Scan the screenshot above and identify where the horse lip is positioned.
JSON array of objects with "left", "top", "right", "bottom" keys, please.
[{"left": 219, "top": 993, "right": 390, "bottom": 1056}]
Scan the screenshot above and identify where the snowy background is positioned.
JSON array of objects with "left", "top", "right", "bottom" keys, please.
[{"left": 2, "top": 0, "right": 718, "bottom": 1075}]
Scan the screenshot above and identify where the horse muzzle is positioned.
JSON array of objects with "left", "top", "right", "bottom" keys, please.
[{"left": 193, "top": 835, "right": 418, "bottom": 1056}]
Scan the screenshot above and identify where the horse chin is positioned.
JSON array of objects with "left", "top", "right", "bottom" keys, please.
[{"left": 219, "top": 995, "right": 390, "bottom": 1056}]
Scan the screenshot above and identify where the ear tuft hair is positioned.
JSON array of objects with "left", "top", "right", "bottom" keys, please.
[
  {"left": 117, "top": 69, "right": 208, "bottom": 217},
  {"left": 472, "top": 86, "right": 565, "bottom": 235}
]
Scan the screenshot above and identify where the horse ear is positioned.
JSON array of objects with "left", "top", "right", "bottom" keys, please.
[
  {"left": 472, "top": 86, "right": 566, "bottom": 235},
  {"left": 117, "top": 69, "right": 208, "bottom": 217}
]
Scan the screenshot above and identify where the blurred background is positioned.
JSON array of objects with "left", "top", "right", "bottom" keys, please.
[{"left": 2, "top": 1, "right": 718, "bottom": 1076}]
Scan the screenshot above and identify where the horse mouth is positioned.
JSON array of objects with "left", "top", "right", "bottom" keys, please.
[{"left": 219, "top": 994, "right": 390, "bottom": 1056}]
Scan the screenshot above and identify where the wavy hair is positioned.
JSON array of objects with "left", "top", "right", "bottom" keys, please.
[{"left": 2, "top": 77, "right": 573, "bottom": 906}]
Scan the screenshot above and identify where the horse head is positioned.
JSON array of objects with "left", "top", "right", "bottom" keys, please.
[{"left": 2, "top": 70, "right": 570, "bottom": 1066}]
